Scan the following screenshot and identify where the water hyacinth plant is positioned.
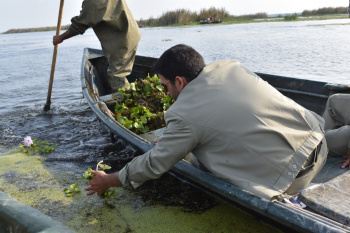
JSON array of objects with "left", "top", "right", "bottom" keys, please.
[
  {"left": 82, "top": 161, "right": 116, "bottom": 201},
  {"left": 19, "top": 136, "right": 57, "bottom": 155},
  {"left": 82, "top": 167, "right": 95, "bottom": 180},
  {"left": 114, "top": 74, "right": 174, "bottom": 135},
  {"left": 64, "top": 184, "right": 81, "bottom": 197}
]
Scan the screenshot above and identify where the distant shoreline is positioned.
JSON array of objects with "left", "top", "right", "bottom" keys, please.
[
  {"left": 166, "top": 14, "right": 348, "bottom": 27},
  {"left": 2, "top": 25, "right": 70, "bottom": 35},
  {"left": 2, "top": 14, "right": 348, "bottom": 35}
]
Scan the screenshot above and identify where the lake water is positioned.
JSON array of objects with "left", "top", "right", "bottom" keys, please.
[
  {"left": 1, "top": 18, "right": 349, "bottom": 115},
  {"left": 0, "top": 18, "right": 349, "bottom": 232}
]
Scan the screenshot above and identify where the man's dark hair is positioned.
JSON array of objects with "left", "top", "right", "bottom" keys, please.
[{"left": 153, "top": 44, "right": 205, "bottom": 83}]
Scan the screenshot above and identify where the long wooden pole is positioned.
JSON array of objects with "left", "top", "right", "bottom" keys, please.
[{"left": 44, "top": 0, "right": 64, "bottom": 111}]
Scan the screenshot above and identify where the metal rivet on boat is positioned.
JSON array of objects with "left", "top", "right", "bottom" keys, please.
[
  {"left": 288, "top": 172, "right": 292, "bottom": 176},
  {"left": 293, "top": 165, "right": 297, "bottom": 169},
  {"left": 130, "top": 181, "right": 135, "bottom": 185}
]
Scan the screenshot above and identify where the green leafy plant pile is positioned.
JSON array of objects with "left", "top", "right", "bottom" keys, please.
[{"left": 114, "top": 74, "right": 174, "bottom": 134}]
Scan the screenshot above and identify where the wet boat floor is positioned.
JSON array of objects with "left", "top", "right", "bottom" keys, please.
[{"left": 299, "top": 156, "right": 350, "bottom": 226}]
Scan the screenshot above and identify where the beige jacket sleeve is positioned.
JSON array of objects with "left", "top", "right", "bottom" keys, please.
[{"left": 119, "top": 111, "right": 197, "bottom": 188}]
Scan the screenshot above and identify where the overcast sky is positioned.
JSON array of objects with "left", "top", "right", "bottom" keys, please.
[{"left": 0, "top": 0, "right": 347, "bottom": 33}]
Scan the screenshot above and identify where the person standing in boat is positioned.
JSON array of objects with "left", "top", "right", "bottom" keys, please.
[
  {"left": 323, "top": 94, "right": 350, "bottom": 169},
  {"left": 53, "top": 0, "right": 141, "bottom": 93},
  {"left": 85, "top": 44, "right": 328, "bottom": 201}
]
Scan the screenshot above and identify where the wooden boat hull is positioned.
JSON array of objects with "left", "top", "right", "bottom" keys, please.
[{"left": 81, "top": 47, "right": 350, "bottom": 233}]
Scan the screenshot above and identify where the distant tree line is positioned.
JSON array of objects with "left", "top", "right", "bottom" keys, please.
[
  {"left": 284, "top": 13, "right": 299, "bottom": 21},
  {"left": 302, "top": 7, "right": 348, "bottom": 16},
  {"left": 4, "top": 25, "right": 69, "bottom": 34},
  {"left": 3, "top": 6, "right": 348, "bottom": 34},
  {"left": 137, "top": 7, "right": 267, "bottom": 27}
]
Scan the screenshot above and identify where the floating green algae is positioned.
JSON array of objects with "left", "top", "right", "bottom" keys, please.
[{"left": 0, "top": 148, "right": 281, "bottom": 233}]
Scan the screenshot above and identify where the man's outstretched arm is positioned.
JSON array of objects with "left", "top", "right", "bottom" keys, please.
[{"left": 53, "top": 30, "right": 74, "bottom": 45}]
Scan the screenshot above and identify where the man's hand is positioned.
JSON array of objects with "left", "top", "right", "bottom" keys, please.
[
  {"left": 53, "top": 35, "right": 63, "bottom": 45},
  {"left": 84, "top": 170, "right": 122, "bottom": 196},
  {"left": 52, "top": 30, "right": 73, "bottom": 45},
  {"left": 341, "top": 148, "right": 350, "bottom": 169}
]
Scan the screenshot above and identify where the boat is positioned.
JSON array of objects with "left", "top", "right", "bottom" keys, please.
[
  {"left": 0, "top": 191, "right": 75, "bottom": 232},
  {"left": 81, "top": 47, "right": 350, "bottom": 233},
  {"left": 200, "top": 19, "right": 222, "bottom": 24}
]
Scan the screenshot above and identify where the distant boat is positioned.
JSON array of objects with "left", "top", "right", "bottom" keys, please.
[
  {"left": 81, "top": 47, "right": 350, "bottom": 233},
  {"left": 200, "top": 19, "right": 222, "bottom": 24}
]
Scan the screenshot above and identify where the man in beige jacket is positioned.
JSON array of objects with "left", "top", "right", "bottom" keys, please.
[
  {"left": 85, "top": 44, "right": 327, "bottom": 200},
  {"left": 53, "top": 0, "right": 141, "bottom": 93}
]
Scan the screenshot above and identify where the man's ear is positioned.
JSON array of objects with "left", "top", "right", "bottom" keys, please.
[{"left": 175, "top": 76, "right": 188, "bottom": 90}]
